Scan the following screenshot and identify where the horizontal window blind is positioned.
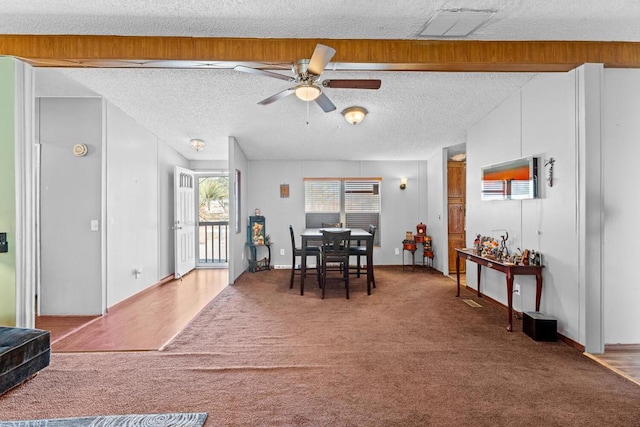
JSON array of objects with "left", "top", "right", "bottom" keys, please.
[
  {"left": 345, "top": 180, "right": 380, "bottom": 245},
  {"left": 305, "top": 180, "right": 340, "bottom": 212},
  {"left": 305, "top": 178, "right": 381, "bottom": 246}
]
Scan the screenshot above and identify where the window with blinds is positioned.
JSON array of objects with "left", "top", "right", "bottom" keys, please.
[{"left": 304, "top": 178, "right": 381, "bottom": 245}]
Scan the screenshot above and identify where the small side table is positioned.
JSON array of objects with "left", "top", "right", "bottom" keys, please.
[
  {"left": 423, "top": 249, "right": 434, "bottom": 268},
  {"left": 402, "top": 241, "right": 417, "bottom": 271}
]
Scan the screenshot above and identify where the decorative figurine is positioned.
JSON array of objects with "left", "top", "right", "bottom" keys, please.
[
  {"left": 474, "top": 234, "right": 482, "bottom": 254},
  {"left": 252, "top": 221, "right": 264, "bottom": 245},
  {"left": 498, "top": 232, "right": 509, "bottom": 261}
]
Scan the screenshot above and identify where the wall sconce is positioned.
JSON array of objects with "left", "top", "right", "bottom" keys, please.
[
  {"left": 190, "top": 139, "right": 205, "bottom": 152},
  {"left": 400, "top": 177, "right": 408, "bottom": 190},
  {"left": 342, "top": 106, "right": 368, "bottom": 125}
]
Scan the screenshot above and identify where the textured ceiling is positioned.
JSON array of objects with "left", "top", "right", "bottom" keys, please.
[{"left": 5, "top": 1, "right": 640, "bottom": 161}]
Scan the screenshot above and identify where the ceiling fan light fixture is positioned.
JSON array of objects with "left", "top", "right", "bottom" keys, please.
[
  {"left": 190, "top": 138, "right": 205, "bottom": 152},
  {"left": 295, "top": 84, "right": 321, "bottom": 101},
  {"left": 342, "top": 106, "right": 368, "bottom": 125}
]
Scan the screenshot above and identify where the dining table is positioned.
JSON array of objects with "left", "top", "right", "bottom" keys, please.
[{"left": 299, "top": 228, "right": 374, "bottom": 296}]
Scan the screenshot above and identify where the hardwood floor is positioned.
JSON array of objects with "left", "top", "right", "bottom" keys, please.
[
  {"left": 35, "top": 268, "right": 228, "bottom": 352},
  {"left": 588, "top": 347, "right": 640, "bottom": 386},
  {"left": 35, "top": 315, "right": 100, "bottom": 343}
]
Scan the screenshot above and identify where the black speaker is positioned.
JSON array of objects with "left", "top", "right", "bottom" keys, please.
[{"left": 523, "top": 312, "right": 557, "bottom": 342}]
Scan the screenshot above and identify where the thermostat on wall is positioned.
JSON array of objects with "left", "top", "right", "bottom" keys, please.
[{"left": 73, "top": 144, "right": 88, "bottom": 157}]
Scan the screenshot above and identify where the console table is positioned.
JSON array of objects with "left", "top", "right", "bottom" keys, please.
[{"left": 455, "top": 248, "right": 543, "bottom": 332}]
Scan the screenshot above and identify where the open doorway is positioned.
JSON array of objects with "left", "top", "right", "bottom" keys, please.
[{"left": 197, "top": 173, "right": 229, "bottom": 267}]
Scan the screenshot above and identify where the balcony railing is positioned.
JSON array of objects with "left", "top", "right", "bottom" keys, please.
[{"left": 199, "top": 220, "right": 229, "bottom": 264}]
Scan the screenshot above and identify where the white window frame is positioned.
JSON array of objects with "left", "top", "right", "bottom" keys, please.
[{"left": 304, "top": 177, "right": 381, "bottom": 245}]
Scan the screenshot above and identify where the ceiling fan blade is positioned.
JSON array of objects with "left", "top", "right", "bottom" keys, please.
[
  {"left": 307, "top": 44, "right": 336, "bottom": 76},
  {"left": 234, "top": 65, "right": 293, "bottom": 82},
  {"left": 314, "top": 92, "right": 337, "bottom": 113},
  {"left": 322, "top": 79, "right": 382, "bottom": 90},
  {"left": 258, "top": 88, "right": 295, "bottom": 105}
]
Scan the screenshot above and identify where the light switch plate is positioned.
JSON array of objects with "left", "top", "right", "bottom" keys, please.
[
  {"left": 90, "top": 220, "right": 99, "bottom": 231},
  {"left": 0, "top": 232, "right": 7, "bottom": 253}
]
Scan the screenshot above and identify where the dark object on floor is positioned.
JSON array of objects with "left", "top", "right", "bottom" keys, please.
[
  {"left": 523, "top": 312, "right": 557, "bottom": 342},
  {"left": 0, "top": 326, "right": 50, "bottom": 395}
]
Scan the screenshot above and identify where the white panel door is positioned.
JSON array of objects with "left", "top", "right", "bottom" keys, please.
[{"left": 174, "top": 166, "right": 196, "bottom": 278}]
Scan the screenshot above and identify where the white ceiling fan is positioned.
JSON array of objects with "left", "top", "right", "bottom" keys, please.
[{"left": 234, "top": 43, "right": 381, "bottom": 112}]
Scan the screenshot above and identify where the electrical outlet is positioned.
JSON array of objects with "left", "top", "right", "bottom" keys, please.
[
  {"left": 394, "top": 248, "right": 400, "bottom": 255},
  {"left": 514, "top": 284, "right": 520, "bottom": 295},
  {"left": 280, "top": 249, "right": 285, "bottom": 256}
]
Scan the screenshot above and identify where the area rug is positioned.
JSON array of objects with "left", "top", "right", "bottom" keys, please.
[{"left": 0, "top": 412, "right": 207, "bottom": 427}]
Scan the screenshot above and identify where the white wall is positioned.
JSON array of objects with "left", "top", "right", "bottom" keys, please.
[
  {"left": 428, "top": 147, "right": 473, "bottom": 276},
  {"left": 105, "top": 102, "right": 160, "bottom": 307},
  {"left": 36, "top": 97, "right": 190, "bottom": 311},
  {"left": 467, "top": 71, "right": 582, "bottom": 341},
  {"left": 190, "top": 159, "right": 228, "bottom": 171},
  {"left": 244, "top": 160, "right": 429, "bottom": 268},
  {"left": 38, "top": 97, "right": 103, "bottom": 315},
  {"left": 426, "top": 149, "right": 446, "bottom": 273},
  {"left": 229, "top": 136, "right": 248, "bottom": 283},
  {"left": 602, "top": 69, "right": 640, "bottom": 344}
]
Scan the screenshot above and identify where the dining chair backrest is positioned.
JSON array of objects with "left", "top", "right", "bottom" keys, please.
[
  {"left": 322, "top": 222, "right": 343, "bottom": 228},
  {"left": 368, "top": 224, "right": 377, "bottom": 246},
  {"left": 289, "top": 225, "right": 297, "bottom": 250},
  {"left": 321, "top": 229, "right": 351, "bottom": 258}
]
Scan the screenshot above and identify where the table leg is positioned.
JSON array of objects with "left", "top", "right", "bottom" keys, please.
[
  {"left": 356, "top": 239, "right": 362, "bottom": 278},
  {"left": 477, "top": 264, "right": 482, "bottom": 297},
  {"left": 506, "top": 272, "right": 514, "bottom": 332},
  {"left": 456, "top": 253, "right": 460, "bottom": 297},
  {"left": 300, "top": 240, "right": 307, "bottom": 296},
  {"left": 368, "top": 237, "right": 376, "bottom": 290},
  {"left": 535, "top": 271, "right": 543, "bottom": 311},
  {"left": 366, "top": 250, "right": 372, "bottom": 296},
  {"left": 412, "top": 250, "right": 415, "bottom": 272}
]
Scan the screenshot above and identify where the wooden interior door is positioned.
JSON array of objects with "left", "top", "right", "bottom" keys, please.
[{"left": 447, "top": 161, "right": 466, "bottom": 273}]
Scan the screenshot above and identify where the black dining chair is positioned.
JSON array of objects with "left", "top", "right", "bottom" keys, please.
[
  {"left": 289, "top": 225, "right": 320, "bottom": 295},
  {"left": 320, "top": 229, "right": 351, "bottom": 299},
  {"left": 319, "top": 222, "right": 344, "bottom": 271},
  {"left": 349, "top": 224, "right": 376, "bottom": 288}
]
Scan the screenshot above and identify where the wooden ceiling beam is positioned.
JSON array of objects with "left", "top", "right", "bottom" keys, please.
[{"left": 2, "top": 35, "right": 640, "bottom": 71}]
